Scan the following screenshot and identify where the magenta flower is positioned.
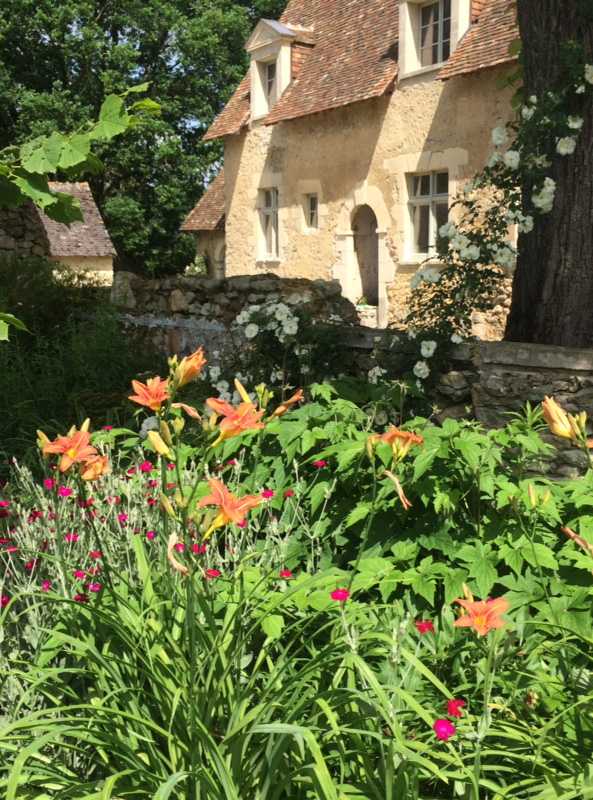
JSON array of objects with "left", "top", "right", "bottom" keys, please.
[
  {"left": 64, "top": 533, "right": 79, "bottom": 543},
  {"left": 73, "top": 593, "right": 89, "bottom": 603},
  {"left": 40, "top": 580, "right": 52, "bottom": 592},
  {"left": 174, "top": 542, "right": 185, "bottom": 553},
  {"left": 237, "top": 519, "right": 247, "bottom": 528},
  {"left": 283, "top": 489, "right": 295, "bottom": 498},
  {"left": 106, "top": 496, "right": 121, "bottom": 505},
  {"left": 140, "top": 461, "right": 154, "bottom": 473},
  {"left": 43, "top": 478, "right": 55, "bottom": 490},
  {"left": 447, "top": 699, "right": 466, "bottom": 718},
  {"left": 313, "top": 460, "right": 328, "bottom": 469},
  {"left": 58, "top": 486, "right": 73, "bottom": 498},
  {"left": 167, "top": 462, "right": 175, "bottom": 471},
  {"left": 1, "top": 594, "right": 10, "bottom": 608},
  {"left": 117, "top": 513, "right": 128, "bottom": 524},
  {"left": 5, "top": 545, "right": 18, "bottom": 554},
  {"left": 261, "top": 489, "right": 275, "bottom": 499},
  {"left": 192, "top": 543, "right": 207, "bottom": 554},
  {"left": 433, "top": 719, "right": 456, "bottom": 741},
  {"left": 28, "top": 510, "right": 43, "bottom": 522},
  {"left": 205, "top": 568, "right": 221, "bottom": 580},
  {"left": 73, "top": 569, "right": 86, "bottom": 579},
  {"left": 147, "top": 497, "right": 158, "bottom": 506},
  {"left": 146, "top": 530, "right": 156, "bottom": 541},
  {"left": 89, "top": 550, "right": 103, "bottom": 560},
  {"left": 279, "top": 569, "right": 294, "bottom": 579},
  {"left": 0, "top": 500, "right": 9, "bottom": 509},
  {"left": 415, "top": 620, "right": 435, "bottom": 635},
  {"left": 88, "top": 582, "right": 102, "bottom": 593},
  {"left": 227, "top": 459, "right": 238, "bottom": 466},
  {"left": 24, "top": 560, "right": 37, "bottom": 572},
  {"left": 330, "top": 588, "right": 350, "bottom": 603},
  {"left": 102, "top": 425, "right": 114, "bottom": 431}
]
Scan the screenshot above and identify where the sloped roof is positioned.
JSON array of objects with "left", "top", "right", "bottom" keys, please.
[
  {"left": 439, "top": 0, "right": 518, "bottom": 80},
  {"left": 41, "top": 182, "right": 115, "bottom": 257},
  {"left": 205, "top": 0, "right": 515, "bottom": 140},
  {"left": 181, "top": 170, "right": 225, "bottom": 232}
]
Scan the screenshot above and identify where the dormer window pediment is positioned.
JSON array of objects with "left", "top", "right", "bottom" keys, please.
[{"left": 247, "top": 19, "right": 303, "bottom": 121}]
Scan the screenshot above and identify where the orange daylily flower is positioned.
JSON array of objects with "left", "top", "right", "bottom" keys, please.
[
  {"left": 384, "top": 470, "right": 413, "bottom": 511},
  {"left": 172, "top": 402, "right": 201, "bottom": 419},
  {"left": 129, "top": 376, "right": 170, "bottom": 412},
  {"left": 198, "top": 478, "right": 262, "bottom": 540},
  {"left": 453, "top": 596, "right": 509, "bottom": 636},
  {"left": 43, "top": 430, "right": 98, "bottom": 473},
  {"left": 173, "top": 347, "right": 207, "bottom": 388},
  {"left": 80, "top": 455, "right": 110, "bottom": 481},
  {"left": 206, "top": 397, "right": 265, "bottom": 446},
  {"left": 272, "top": 388, "right": 304, "bottom": 418},
  {"left": 369, "top": 426, "right": 424, "bottom": 462}
]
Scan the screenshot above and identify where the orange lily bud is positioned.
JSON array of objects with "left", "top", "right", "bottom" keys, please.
[
  {"left": 160, "top": 494, "right": 177, "bottom": 519},
  {"left": 172, "top": 417, "right": 185, "bottom": 436},
  {"left": 159, "top": 420, "right": 173, "bottom": 446},
  {"left": 173, "top": 347, "right": 207, "bottom": 388},
  {"left": 234, "top": 378, "right": 252, "bottom": 404},
  {"left": 37, "top": 430, "right": 51, "bottom": 451},
  {"left": 272, "top": 388, "right": 304, "bottom": 418},
  {"left": 167, "top": 533, "right": 189, "bottom": 576},
  {"left": 527, "top": 484, "right": 537, "bottom": 509},
  {"left": 542, "top": 396, "right": 574, "bottom": 440},
  {"left": 384, "top": 470, "right": 412, "bottom": 511}
]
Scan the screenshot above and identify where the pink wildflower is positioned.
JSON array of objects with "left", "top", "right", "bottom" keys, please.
[
  {"left": 415, "top": 620, "right": 435, "bottom": 635},
  {"left": 1, "top": 594, "right": 10, "bottom": 608},
  {"left": 0, "top": 537, "right": 11, "bottom": 545},
  {"left": 279, "top": 569, "right": 294, "bottom": 579},
  {"left": 227, "top": 459, "right": 238, "bottom": 466},
  {"left": 102, "top": 425, "right": 114, "bottom": 431},
  {"left": 89, "top": 550, "right": 103, "bottom": 560},
  {"left": 192, "top": 543, "right": 207, "bottom": 554},
  {"left": 433, "top": 719, "right": 456, "bottom": 741},
  {"left": 167, "top": 462, "right": 175, "bottom": 471},
  {"left": 40, "top": 580, "right": 52, "bottom": 592},
  {"left": 28, "top": 510, "right": 43, "bottom": 522},
  {"left": 330, "top": 588, "right": 350, "bottom": 603},
  {"left": 58, "top": 486, "right": 73, "bottom": 498},
  {"left": 140, "top": 461, "right": 154, "bottom": 473},
  {"left": 237, "top": 519, "right": 247, "bottom": 528},
  {"left": 174, "top": 542, "right": 185, "bottom": 553},
  {"left": 0, "top": 500, "right": 9, "bottom": 508},
  {"left": 146, "top": 530, "right": 156, "bottom": 541},
  {"left": 5, "top": 545, "right": 18, "bottom": 554},
  {"left": 447, "top": 699, "right": 466, "bottom": 719},
  {"left": 73, "top": 569, "right": 86, "bottom": 579},
  {"left": 74, "top": 593, "right": 88, "bottom": 603},
  {"left": 284, "top": 489, "right": 295, "bottom": 498},
  {"left": 313, "top": 460, "right": 328, "bottom": 469},
  {"left": 43, "top": 478, "right": 55, "bottom": 490},
  {"left": 64, "top": 533, "right": 79, "bottom": 543},
  {"left": 87, "top": 582, "right": 102, "bottom": 593},
  {"left": 117, "top": 513, "right": 128, "bottom": 524},
  {"left": 24, "top": 560, "right": 37, "bottom": 572},
  {"left": 126, "top": 467, "right": 137, "bottom": 476},
  {"left": 147, "top": 479, "right": 159, "bottom": 488},
  {"left": 261, "top": 489, "right": 275, "bottom": 499},
  {"left": 205, "top": 568, "right": 221, "bottom": 580},
  {"left": 147, "top": 497, "right": 158, "bottom": 506}
]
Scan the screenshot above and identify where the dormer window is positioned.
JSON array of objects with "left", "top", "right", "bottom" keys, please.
[
  {"left": 420, "top": 0, "right": 451, "bottom": 66},
  {"left": 245, "top": 19, "right": 299, "bottom": 120},
  {"left": 399, "top": 0, "right": 469, "bottom": 78}
]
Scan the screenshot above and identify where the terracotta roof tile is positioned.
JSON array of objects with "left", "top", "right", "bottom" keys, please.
[
  {"left": 181, "top": 170, "right": 225, "bottom": 232},
  {"left": 439, "top": 0, "right": 518, "bottom": 81},
  {"left": 205, "top": 0, "right": 517, "bottom": 139},
  {"left": 41, "top": 182, "right": 115, "bottom": 257}
]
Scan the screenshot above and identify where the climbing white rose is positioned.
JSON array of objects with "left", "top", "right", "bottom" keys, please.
[
  {"left": 532, "top": 177, "right": 556, "bottom": 213},
  {"left": 518, "top": 215, "right": 534, "bottom": 234},
  {"left": 584, "top": 64, "right": 593, "bottom": 84},
  {"left": 460, "top": 244, "right": 481, "bottom": 261},
  {"left": 283, "top": 319, "right": 299, "bottom": 336},
  {"left": 491, "top": 126, "right": 508, "bottom": 147},
  {"left": 413, "top": 360, "right": 430, "bottom": 380},
  {"left": 451, "top": 333, "right": 463, "bottom": 345},
  {"left": 503, "top": 150, "right": 520, "bottom": 169},
  {"left": 439, "top": 221, "right": 457, "bottom": 239},
  {"left": 521, "top": 106, "right": 535, "bottom": 121},
  {"left": 567, "top": 116, "right": 584, "bottom": 130},
  {"left": 208, "top": 366, "right": 221, "bottom": 382},
  {"left": 244, "top": 323, "right": 259, "bottom": 339},
  {"left": 420, "top": 340, "right": 437, "bottom": 358},
  {"left": 557, "top": 137, "right": 577, "bottom": 156},
  {"left": 450, "top": 233, "right": 470, "bottom": 252},
  {"left": 493, "top": 246, "right": 515, "bottom": 270}
]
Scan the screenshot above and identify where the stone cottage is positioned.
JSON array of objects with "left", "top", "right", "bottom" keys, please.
[
  {"left": 0, "top": 182, "right": 115, "bottom": 284},
  {"left": 184, "top": 0, "right": 518, "bottom": 327}
]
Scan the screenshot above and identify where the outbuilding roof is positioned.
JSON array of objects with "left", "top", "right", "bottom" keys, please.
[
  {"left": 204, "top": 0, "right": 517, "bottom": 141},
  {"left": 181, "top": 170, "right": 225, "bottom": 232},
  {"left": 41, "top": 182, "right": 115, "bottom": 257}
]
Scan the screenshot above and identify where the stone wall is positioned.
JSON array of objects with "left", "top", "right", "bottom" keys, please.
[
  {"left": 112, "top": 270, "right": 359, "bottom": 357},
  {"left": 0, "top": 206, "right": 49, "bottom": 257}
]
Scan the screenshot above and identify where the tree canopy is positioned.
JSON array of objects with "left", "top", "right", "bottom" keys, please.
[{"left": 0, "top": 0, "right": 285, "bottom": 274}]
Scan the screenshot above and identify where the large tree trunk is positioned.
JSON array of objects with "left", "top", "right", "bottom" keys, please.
[{"left": 504, "top": 0, "right": 593, "bottom": 346}]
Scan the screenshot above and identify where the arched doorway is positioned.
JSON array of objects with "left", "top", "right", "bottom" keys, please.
[{"left": 352, "top": 205, "right": 379, "bottom": 306}]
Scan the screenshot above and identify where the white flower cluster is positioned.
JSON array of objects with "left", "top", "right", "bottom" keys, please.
[
  {"left": 556, "top": 136, "right": 577, "bottom": 156},
  {"left": 503, "top": 150, "right": 520, "bottom": 170},
  {"left": 410, "top": 266, "right": 441, "bottom": 290},
  {"left": 491, "top": 126, "right": 508, "bottom": 147},
  {"left": 493, "top": 245, "right": 516, "bottom": 271},
  {"left": 234, "top": 300, "right": 300, "bottom": 344},
  {"left": 532, "top": 177, "right": 556, "bottom": 214},
  {"left": 413, "top": 360, "right": 430, "bottom": 380},
  {"left": 367, "top": 365, "right": 387, "bottom": 384},
  {"left": 585, "top": 64, "right": 593, "bottom": 85}
]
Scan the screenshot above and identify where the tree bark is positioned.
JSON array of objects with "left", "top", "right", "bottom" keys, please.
[{"left": 505, "top": 0, "right": 593, "bottom": 347}]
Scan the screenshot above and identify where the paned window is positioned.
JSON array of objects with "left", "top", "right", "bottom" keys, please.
[
  {"left": 305, "top": 194, "right": 319, "bottom": 229},
  {"left": 408, "top": 171, "right": 449, "bottom": 255},
  {"left": 420, "top": 0, "right": 451, "bottom": 66},
  {"left": 266, "top": 61, "right": 277, "bottom": 103},
  {"left": 259, "top": 188, "right": 279, "bottom": 258}
]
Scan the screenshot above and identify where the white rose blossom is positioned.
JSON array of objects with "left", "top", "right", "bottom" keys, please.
[
  {"left": 567, "top": 116, "right": 584, "bottom": 130},
  {"left": 557, "top": 137, "right": 577, "bottom": 156},
  {"left": 451, "top": 333, "right": 463, "bottom": 345},
  {"left": 420, "top": 340, "right": 437, "bottom": 358},
  {"left": 413, "top": 360, "right": 430, "bottom": 380},
  {"left": 584, "top": 64, "right": 593, "bottom": 85},
  {"left": 439, "top": 221, "right": 457, "bottom": 239},
  {"left": 460, "top": 244, "right": 481, "bottom": 261},
  {"left": 491, "top": 126, "right": 508, "bottom": 147},
  {"left": 450, "top": 233, "right": 470, "bottom": 251},
  {"left": 521, "top": 106, "right": 535, "bottom": 121},
  {"left": 518, "top": 215, "right": 534, "bottom": 234},
  {"left": 532, "top": 177, "right": 556, "bottom": 213},
  {"left": 244, "top": 323, "right": 259, "bottom": 339},
  {"left": 503, "top": 150, "right": 520, "bottom": 170},
  {"left": 493, "top": 246, "right": 516, "bottom": 270}
]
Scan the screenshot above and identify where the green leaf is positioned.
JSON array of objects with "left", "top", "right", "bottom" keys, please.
[
  {"left": 131, "top": 98, "right": 161, "bottom": 114},
  {"left": 469, "top": 549, "right": 498, "bottom": 597},
  {"left": 344, "top": 502, "right": 372, "bottom": 529},
  {"left": 92, "top": 95, "right": 130, "bottom": 140},
  {"left": 20, "top": 131, "right": 63, "bottom": 173},
  {"left": 59, "top": 134, "right": 92, "bottom": 169},
  {"left": 521, "top": 542, "right": 558, "bottom": 571},
  {"left": 310, "top": 481, "right": 330, "bottom": 514},
  {"left": 12, "top": 172, "right": 55, "bottom": 208},
  {"left": 261, "top": 614, "right": 284, "bottom": 640}
]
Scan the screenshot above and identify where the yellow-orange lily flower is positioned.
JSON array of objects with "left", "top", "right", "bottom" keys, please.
[
  {"left": 80, "top": 455, "right": 110, "bottom": 481},
  {"left": 172, "top": 347, "right": 207, "bottom": 388},
  {"left": 542, "top": 396, "right": 577, "bottom": 440},
  {"left": 43, "top": 430, "right": 98, "bottom": 473},
  {"left": 369, "top": 427, "right": 424, "bottom": 462},
  {"left": 272, "top": 388, "right": 304, "bottom": 418},
  {"left": 453, "top": 596, "right": 509, "bottom": 636},
  {"left": 206, "top": 398, "right": 265, "bottom": 446},
  {"left": 129, "top": 376, "right": 170, "bottom": 412},
  {"left": 198, "top": 478, "right": 262, "bottom": 540}
]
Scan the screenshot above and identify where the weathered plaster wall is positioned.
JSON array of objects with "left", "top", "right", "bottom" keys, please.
[
  {"left": 194, "top": 231, "right": 226, "bottom": 278},
  {"left": 49, "top": 255, "right": 114, "bottom": 285},
  {"left": 223, "top": 66, "right": 514, "bottom": 325}
]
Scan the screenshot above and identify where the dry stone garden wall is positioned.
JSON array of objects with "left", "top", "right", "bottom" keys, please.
[{"left": 0, "top": 206, "right": 49, "bottom": 257}]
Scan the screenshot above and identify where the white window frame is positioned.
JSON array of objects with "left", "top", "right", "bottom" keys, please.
[
  {"left": 259, "top": 188, "right": 279, "bottom": 259},
  {"left": 419, "top": 0, "right": 451, "bottom": 67},
  {"left": 305, "top": 193, "right": 319, "bottom": 229},
  {"left": 265, "top": 60, "right": 277, "bottom": 104},
  {"left": 407, "top": 171, "right": 449, "bottom": 257}
]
